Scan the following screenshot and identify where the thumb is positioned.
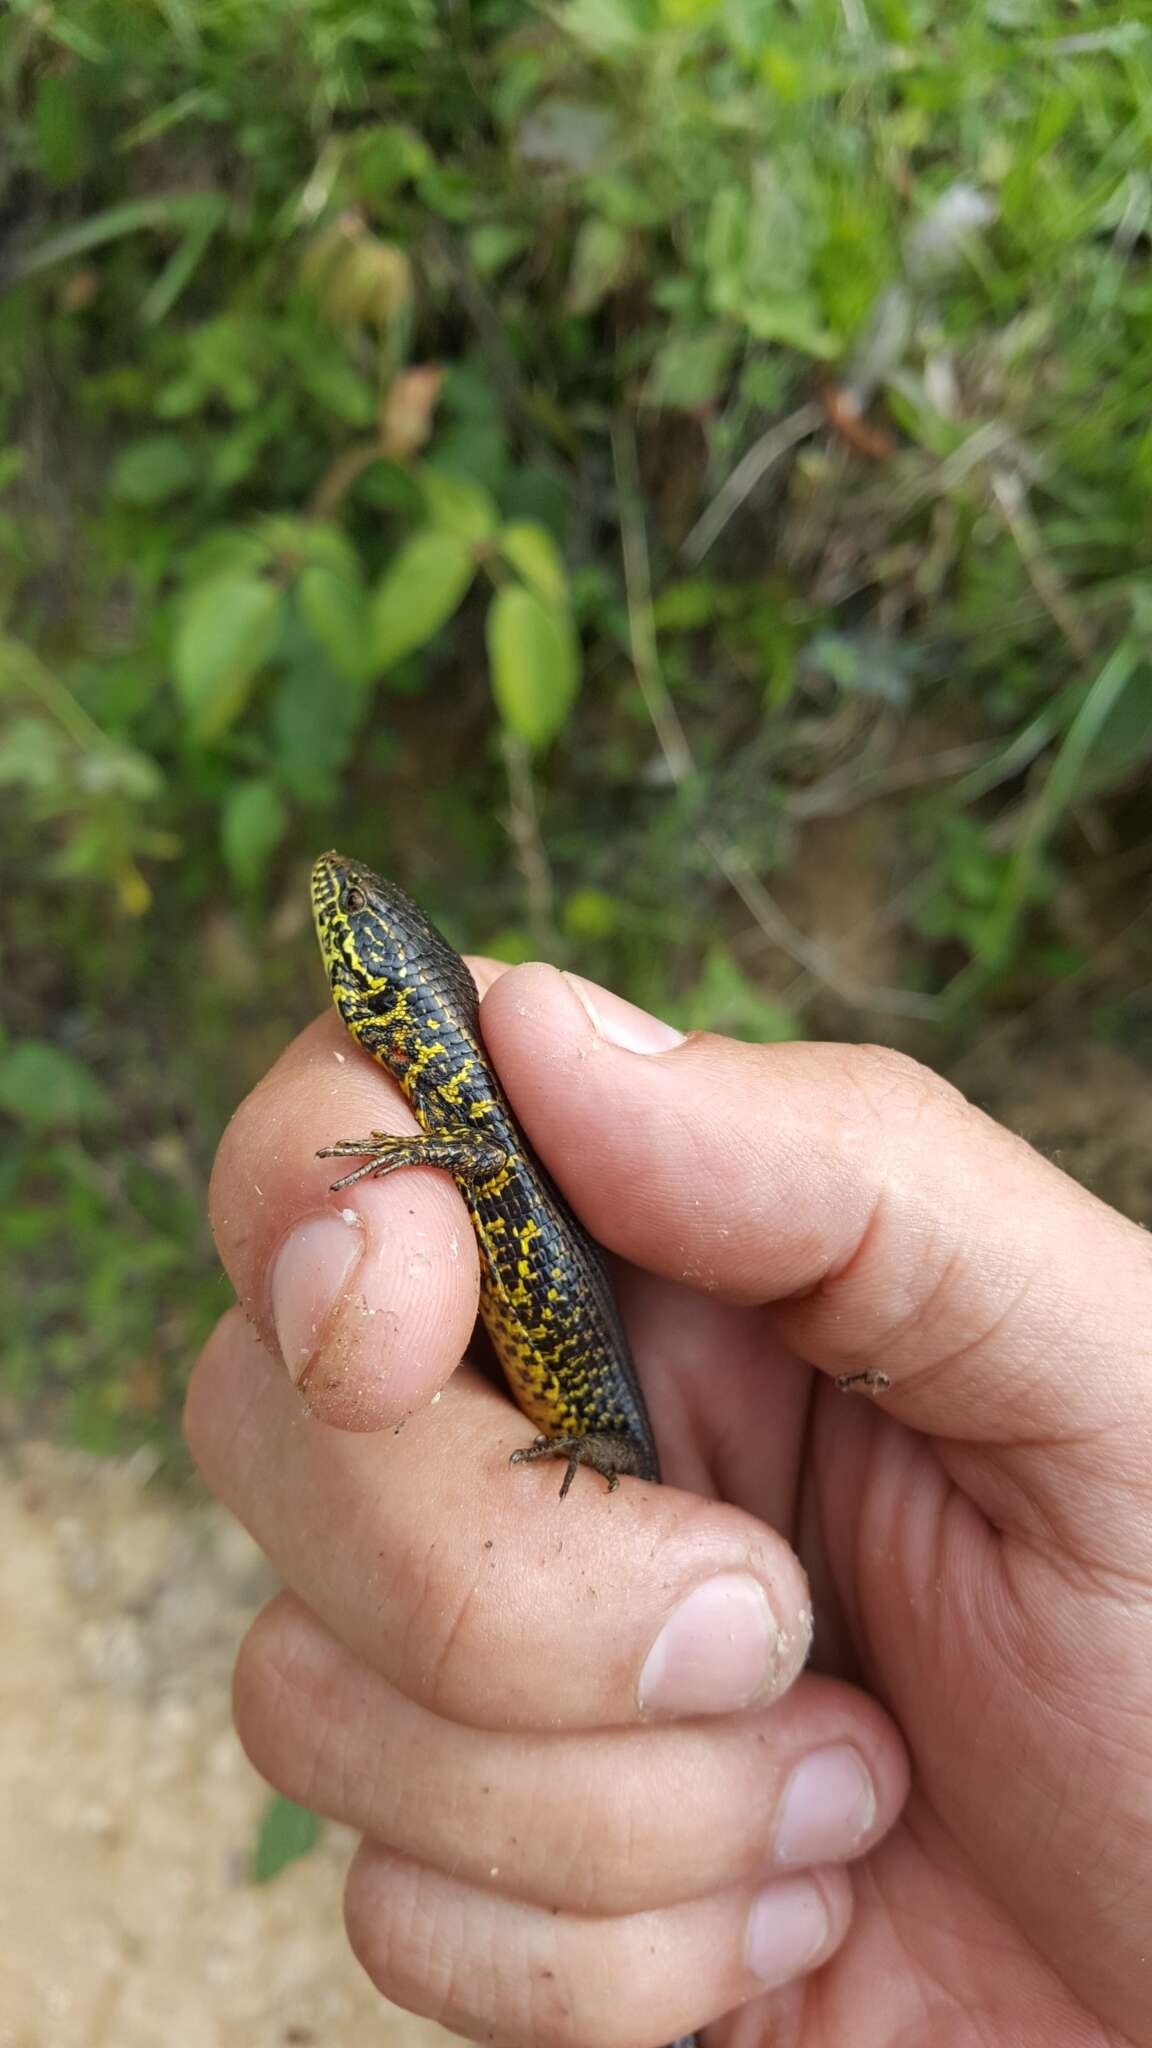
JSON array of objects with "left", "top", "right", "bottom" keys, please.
[{"left": 480, "top": 963, "right": 1152, "bottom": 1554}]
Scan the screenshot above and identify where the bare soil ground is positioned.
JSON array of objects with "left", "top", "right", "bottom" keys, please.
[{"left": 0, "top": 1441, "right": 462, "bottom": 2048}]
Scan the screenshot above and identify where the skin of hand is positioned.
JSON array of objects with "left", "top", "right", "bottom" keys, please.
[{"left": 186, "top": 959, "right": 1152, "bottom": 2048}]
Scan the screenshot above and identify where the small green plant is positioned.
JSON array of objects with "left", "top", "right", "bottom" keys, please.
[
  {"left": 2, "top": 0, "right": 1152, "bottom": 1444},
  {"left": 251, "top": 1794, "right": 322, "bottom": 1884}
]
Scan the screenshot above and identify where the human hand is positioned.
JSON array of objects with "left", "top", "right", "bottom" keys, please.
[{"left": 187, "top": 961, "right": 1152, "bottom": 2047}]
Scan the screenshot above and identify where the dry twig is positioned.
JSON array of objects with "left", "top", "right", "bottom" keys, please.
[
  {"left": 680, "top": 402, "right": 824, "bottom": 566},
  {"left": 500, "top": 730, "right": 555, "bottom": 950}
]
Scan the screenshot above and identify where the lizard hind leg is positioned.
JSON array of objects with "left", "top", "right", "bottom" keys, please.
[{"left": 509, "top": 1431, "right": 654, "bottom": 1499}]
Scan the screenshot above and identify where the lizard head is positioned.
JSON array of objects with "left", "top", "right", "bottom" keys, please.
[{"left": 310, "top": 851, "right": 479, "bottom": 1065}]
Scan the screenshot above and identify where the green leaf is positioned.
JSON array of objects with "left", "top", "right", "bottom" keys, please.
[
  {"left": 486, "top": 586, "right": 580, "bottom": 750},
  {"left": 221, "top": 778, "right": 288, "bottom": 891},
  {"left": 297, "top": 562, "right": 373, "bottom": 683},
  {"left": 179, "top": 528, "right": 273, "bottom": 587},
  {"left": 0, "top": 715, "right": 66, "bottom": 790},
  {"left": 140, "top": 207, "right": 220, "bottom": 324},
  {"left": 415, "top": 162, "right": 476, "bottom": 222},
  {"left": 481, "top": 927, "right": 537, "bottom": 965},
  {"left": 151, "top": 0, "right": 201, "bottom": 53},
  {"left": 723, "top": 0, "right": 776, "bottom": 53},
  {"left": 499, "top": 522, "right": 568, "bottom": 606},
  {"left": 0, "top": 1043, "right": 112, "bottom": 1129},
  {"left": 270, "top": 660, "right": 365, "bottom": 805},
  {"left": 270, "top": 599, "right": 379, "bottom": 802},
  {"left": 172, "top": 574, "right": 281, "bottom": 742},
  {"left": 651, "top": 577, "right": 726, "bottom": 631},
  {"left": 111, "top": 436, "right": 198, "bottom": 507},
  {"left": 553, "top": 0, "right": 651, "bottom": 57},
  {"left": 740, "top": 296, "right": 838, "bottom": 356},
  {"left": 993, "top": 641, "right": 1144, "bottom": 959},
  {"left": 371, "top": 531, "right": 476, "bottom": 672},
  {"left": 669, "top": 949, "right": 799, "bottom": 1043},
  {"left": 11, "top": 195, "right": 224, "bottom": 282},
  {"left": 647, "top": 329, "right": 738, "bottom": 410},
  {"left": 419, "top": 469, "right": 498, "bottom": 544},
  {"left": 1066, "top": 650, "right": 1152, "bottom": 800},
  {"left": 567, "top": 219, "right": 632, "bottom": 314},
  {"left": 426, "top": 426, "right": 508, "bottom": 499},
  {"left": 469, "top": 223, "right": 531, "bottom": 277},
  {"left": 33, "top": 12, "right": 105, "bottom": 58},
  {"left": 34, "top": 73, "right": 89, "bottom": 187},
  {"left": 349, "top": 122, "right": 431, "bottom": 202},
  {"left": 562, "top": 888, "right": 620, "bottom": 940},
  {"left": 295, "top": 348, "right": 376, "bottom": 427},
  {"left": 250, "top": 1794, "right": 321, "bottom": 1885},
  {"left": 297, "top": 525, "right": 364, "bottom": 578}
]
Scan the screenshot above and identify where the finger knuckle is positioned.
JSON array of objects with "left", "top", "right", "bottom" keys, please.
[
  {"left": 344, "top": 1852, "right": 468, "bottom": 2032},
  {"left": 231, "top": 1598, "right": 321, "bottom": 1798},
  {"left": 344, "top": 1849, "right": 663, "bottom": 2048},
  {"left": 846, "top": 1043, "right": 964, "bottom": 1130},
  {"left": 393, "top": 1540, "right": 489, "bottom": 1716}
]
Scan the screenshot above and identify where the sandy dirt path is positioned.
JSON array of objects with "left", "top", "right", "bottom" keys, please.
[{"left": 0, "top": 1440, "right": 464, "bottom": 2048}]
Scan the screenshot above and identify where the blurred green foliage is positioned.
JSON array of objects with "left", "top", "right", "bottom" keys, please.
[{"left": 2, "top": 0, "right": 1151, "bottom": 1444}]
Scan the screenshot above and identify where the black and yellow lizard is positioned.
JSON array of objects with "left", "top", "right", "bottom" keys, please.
[{"left": 311, "top": 849, "right": 662, "bottom": 1498}]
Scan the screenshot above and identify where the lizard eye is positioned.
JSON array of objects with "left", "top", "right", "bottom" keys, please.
[{"left": 344, "top": 884, "right": 366, "bottom": 914}]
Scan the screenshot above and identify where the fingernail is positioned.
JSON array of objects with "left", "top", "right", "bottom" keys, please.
[
  {"left": 775, "top": 1747, "right": 876, "bottom": 1867},
  {"left": 639, "top": 1572, "right": 783, "bottom": 1716},
  {"left": 271, "top": 1212, "right": 364, "bottom": 1382},
  {"left": 562, "top": 972, "right": 685, "bottom": 1055},
  {"left": 745, "top": 1877, "right": 829, "bottom": 1986}
]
